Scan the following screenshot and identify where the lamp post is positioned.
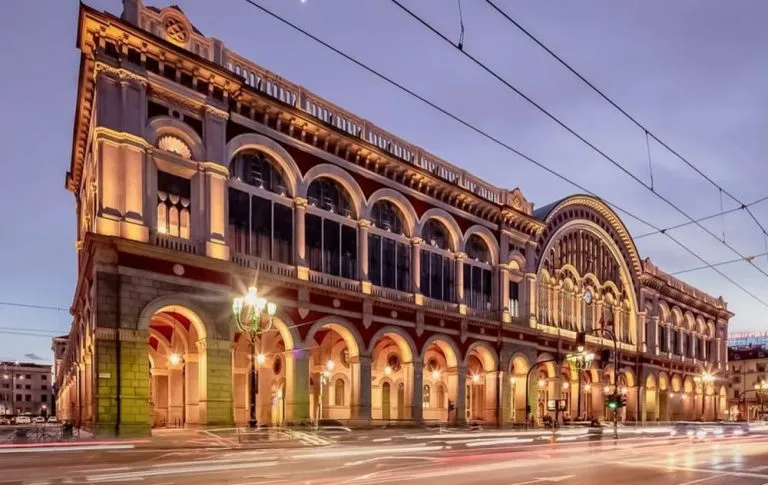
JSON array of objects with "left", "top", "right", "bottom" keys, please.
[
  {"left": 566, "top": 348, "right": 595, "bottom": 420},
  {"left": 754, "top": 380, "right": 768, "bottom": 421},
  {"left": 168, "top": 352, "right": 186, "bottom": 426},
  {"left": 524, "top": 357, "right": 559, "bottom": 429},
  {"left": 574, "top": 328, "right": 619, "bottom": 439},
  {"left": 316, "top": 359, "right": 335, "bottom": 430},
  {"left": 232, "top": 286, "right": 277, "bottom": 429}
]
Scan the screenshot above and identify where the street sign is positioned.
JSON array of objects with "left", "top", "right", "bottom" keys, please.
[{"left": 547, "top": 400, "right": 556, "bottom": 411}]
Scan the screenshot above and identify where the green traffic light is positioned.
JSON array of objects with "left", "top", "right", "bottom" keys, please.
[{"left": 608, "top": 401, "right": 618, "bottom": 410}]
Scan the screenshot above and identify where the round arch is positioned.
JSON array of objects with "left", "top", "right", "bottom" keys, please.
[
  {"left": 419, "top": 334, "right": 460, "bottom": 368},
  {"left": 416, "top": 208, "right": 463, "bottom": 252},
  {"left": 464, "top": 341, "right": 498, "bottom": 371},
  {"left": 225, "top": 133, "right": 302, "bottom": 197},
  {"left": 462, "top": 225, "right": 499, "bottom": 265},
  {"left": 509, "top": 353, "right": 531, "bottom": 375},
  {"left": 138, "top": 295, "right": 213, "bottom": 341},
  {"left": 671, "top": 307, "right": 684, "bottom": 329},
  {"left": 619, "top": 367, "right": 636, "bottom": 388},
  {"left": 535, "top": 352, "right": 558, "bottom": 378},
  {"left": 658, "top": 301, "right": 671, "bottom": 323},
  {"left": 365, "top": 188, "right": 418, "bottom": 237},
  {"left": 300, "top": 164, "right": 366, "bottom": 218},
  {"left": 684, "top": 311, "right": 696, "bottom": 331},
  {"left": 645, "top": 373, "right": 657, "bottom": 390},
  {"left": 146, "top": 116, "right": 205, "bottom": 161},
  {"left": 367, "top": 326, "right": 417, "bottom": 363},
  {"left": 304, "top": 316, "right": 365, "bottom": 359},
  {"left": 658, "top": 372, "right": 670, "bottom": 391},
  {"left": 507, "top": 250, "right": 526, "bottom": 271},
  {"left": 536, "top": 219, "right": 639, "bottom": 343}
]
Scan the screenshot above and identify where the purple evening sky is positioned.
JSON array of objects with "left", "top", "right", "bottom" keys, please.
[{"left": 0, "top": 0, "right": 766, "bottom": 364}]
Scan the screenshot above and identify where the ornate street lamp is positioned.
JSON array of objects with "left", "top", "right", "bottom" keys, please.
[
  {"left": 232, "top": 286, "right": 277, "bottom": 429},
  {"left": 566, "top": 349, "right": 595, "bottom": 420}
]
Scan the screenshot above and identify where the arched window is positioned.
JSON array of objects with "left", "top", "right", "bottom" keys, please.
[
  {"left": 420, "top": 219, "right": 455, "bottom": 302},
  {"left": 369, "top": 201, "right": 411, "bottom": 292},
  {"left": 538, "top": 278, "right": 550, "bottom": 325},
  {"left": 306, "top": 178, "right": 357, "bottom": 278},
  {"left": 464, "top": 235, "right": 493, "bottom": 311},
  {"left": 334, "top": 379, "right": 345, "bottom": 407},
  {"left": 227, "top": 151, "right": 293, "bottom": 263},
  {"left": 229, "top": 151, "right": 288, "bottom": 195},
  {"left": 157, "top": 171, "right": 191, "bottom": 238}
]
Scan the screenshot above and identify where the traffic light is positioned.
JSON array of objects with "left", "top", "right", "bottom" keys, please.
[{"left": 607, "top": 394, "right": 619, "bottom": 411}]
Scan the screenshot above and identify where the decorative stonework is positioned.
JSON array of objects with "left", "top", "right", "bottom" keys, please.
[
  {"left": 163, "top": 15, "right": 189, "bottom": 45},
  {"left": 157, "top": 135, "right": 192, "bottom": 159},
  {"left": 93, "top": 62, "right": 147, "bottom": 87}
]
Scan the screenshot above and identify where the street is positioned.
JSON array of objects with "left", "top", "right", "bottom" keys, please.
[{"left": 1, "top": 431, "right": 768, "bottom": 484}]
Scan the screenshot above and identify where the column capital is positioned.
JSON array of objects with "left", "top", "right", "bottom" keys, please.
[
  {"left": 358, "top": 219, "right": 372, "bottom": 229},
  {"left": 294, "top": 196, "right": 309, "bottom": 208},
  {"left": 411, "top": 236, "right": 424, "bottom": 246},
  {"left": 455, "top": 252, "right": 467, "bottom": 261}
]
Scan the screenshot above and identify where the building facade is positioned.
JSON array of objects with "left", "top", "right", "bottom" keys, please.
[
  {"left": 0, "top": 361, "right": 53, "bottom": 417},
  {"left": 56, "top": 0, "right": 733, "bottom": 435},
  {"left": 727, "top": 346, "right": 768, "bottom": 421}
]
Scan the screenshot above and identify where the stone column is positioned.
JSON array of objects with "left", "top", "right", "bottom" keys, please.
[
  {"left": 455, "top": 252, "right": 466, "bottom": 305},
  {"left": 485, "top": 371, "right": 499, "bottom": 424},
  {"left": 410, "top": 361, "right": 424, "bottom": 422},
  {"left": 202, "top": 163, "right": 230, "bottom": 260},
  {"left": 350, "top": 354, "right": 372, "bottom": 422},
  {"left": 500, "top": 266, "right": 511, "bottom": 323},
  {"left": 525, "top": 273, "right": 537, "bottom": 328},
  {"left": 197, "top": 338, "right": 234, "bottom": 427},
  {"left": 358, "top": 219, "right": 371, "bottom": 283},
  {"left": 411, "top": 237, "right": 423, "bottom": 296},
  {"left": 185, "top": 354, "right": 200, "bottom": 425},
  {"left": 500, "top": 371, "right": 513, "bottom": 423},
  {"left": 294, "top": 197, "right": 308, "bottom": 269},
  {"left": 454, "top": 365, "right": 467, "bottom": 425},
  {"left": 650, "top": 317, "right": 659, "bottom": 354},
  {"left": 93, "top": 328, "right": 151, "bottom": 437},
  {"left": 285, "top": 349, "right": 311, "bottom": 422}
]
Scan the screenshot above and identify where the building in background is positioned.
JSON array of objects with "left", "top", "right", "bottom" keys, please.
[
  {"left": 728, "top": 332, "right": 768, "bottom": 349},
  {"left": 727, "top": 345, "right": 768, "bottom": 421},
  {"left": 0, "top": 361, "right": 53, "bottom": 417},
  {"left": 55, "top": 0, "right": 733, "bottom": 436}
]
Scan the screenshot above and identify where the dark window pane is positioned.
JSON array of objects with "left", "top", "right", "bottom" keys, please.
[
  {"left": 324, "top": 219, "right": 341, "bottom": 276},
  {"left": 482, "top": 268, "right": 492, "bottom": 310},
  {"left": 423, "top": 220, "right": 451, "bottom": 251},
  {"left": 463, "top": 263, "right": 472, "bottom": 307},
  {"left": 230, "top": 151, "right": 288, "bottom": 194},
  {"left": 228, "top": 188, "right": 250, "bottom": 254},
  {"left": 444, "top": 257, "right": 455, "bottom": 302},
  {"left": 431, "top": 253, "right": 443, "bottom": 300},
  {"left": 341, "top": 225, "right": 357, "bottom": 279},
  {"left": 251, "top": 196, "right": 271, "bottom": 260},
  {"left": 273, "top": 203, "right": 293, "bottom": 264},
  {"left": 420, "top": 251, "right": 430, "bottom": 297},
  {"left": 308, "top": 178, "right": 354, "bottom": 217},
  {"left": 371, "top": 200, "right": 405, "bottom": 235},
  {"left": 306, "top": 214, "right": 323, "bottom": 272},
  {"left": 382, "top": 238, "right": 396, "bottom": 289},
  {"left": 396, "top": 242, "right": 411, "bottom": 292},
  {"left": 466, "top": 235, "right": 491, "bottom": 263},
  {"left": 369, "top": 234, "right": 382, "bottom": 286}
]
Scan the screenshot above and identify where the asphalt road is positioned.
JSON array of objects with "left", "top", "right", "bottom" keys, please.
[{"left": 1, "top": 432, "right": 768, "bottom": 484}]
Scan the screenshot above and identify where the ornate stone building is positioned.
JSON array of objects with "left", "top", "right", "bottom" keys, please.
[{"left": 56, "top": 0, "right": 732, "bottom": 435}]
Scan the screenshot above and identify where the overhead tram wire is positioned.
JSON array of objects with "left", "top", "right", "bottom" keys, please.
[
  {"left": 238, "top": 0, "right": 768, "bottom": 308},
  {"left": 388, "top": 0, "right": 768, "bottom": 284},
  {"left": 484, "top": 0, "right": 768, "bottom": 247},
  {"left": 0, "top": 301, "right": 69, "bottom": 312},
  {"left": 634, "top": 192, "right": 768, "bottom": 240},
  {"left": 671, "top": 251, "right": 768, "bottom": 277}
]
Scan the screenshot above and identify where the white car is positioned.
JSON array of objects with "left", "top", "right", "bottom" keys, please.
[
  {"left": 15, "top": 416, "right": 31, "bottom": 425},
  {"left": 47, "top": 417, "right": 57, "bottom": 423},
  {"left": 33, "top": 417, "right": 46, "bottom": 424}
]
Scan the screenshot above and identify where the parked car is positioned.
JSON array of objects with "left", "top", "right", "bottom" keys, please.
[
  {"left": 46, "top": 416, "right": 57, "bottom": 423},
  {"left": 32, "top": 417, "right": 46, "bottom": 424},
  {"left": 0, "top": 418, "right": 10, "bottom": 425},
  {"left": 14, "top": 416, "right": 31, "bottom": 425}
]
